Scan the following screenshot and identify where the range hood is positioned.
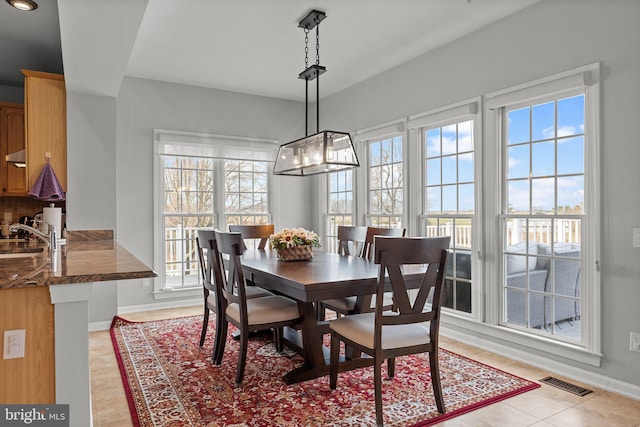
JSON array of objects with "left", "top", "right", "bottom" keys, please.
[{"left": 5, "top": 149, "right": 26, "bottom": 168}]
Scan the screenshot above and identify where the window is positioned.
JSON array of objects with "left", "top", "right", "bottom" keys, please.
[
  {"left": 225, "top": 160, "right": 270, "bottom": 227},
  {"left": 161, "top": 155, "right": 215, "bottom": 288},
  {"left": 502, "top": 94, "right": 585, "bottom": 339},
  {"left": 154, "top": 130, "right": 277, "bottom": 296},
  {"left": 367, "top": 136, "right": 403, "bottom": 228},
  {"left": 408, "top": 100, "right": 480, "bottom": 316},
  {"left": 326, "top": 169, "right": 354, "bottom": 253},
  {"left": 485, "top": 64, "right": 600, "bottom": 357},
  {"left": 424, "top": 120, "right": 475, "bottom": 313}
]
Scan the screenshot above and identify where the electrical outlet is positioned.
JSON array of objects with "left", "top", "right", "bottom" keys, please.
[
  {"left": 3, "top": 329, "right": 26, "bottom": 359},
  {"left": 633, "top": 228, "right": 640, "bottom": 248},
  {"left": 630, "top": 331, "right": 640, "bottom": 353},
  {"left": 141, "top": 278, "right": 151, "bottom": 288}
]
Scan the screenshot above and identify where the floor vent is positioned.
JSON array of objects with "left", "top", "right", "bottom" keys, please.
[{"left": 540, "top": 376, "right": 593, "bottom": 396}]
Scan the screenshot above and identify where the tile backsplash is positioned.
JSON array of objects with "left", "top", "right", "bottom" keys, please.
[{"left": 0, "top": 196, "right": 66, "bottom": 224}]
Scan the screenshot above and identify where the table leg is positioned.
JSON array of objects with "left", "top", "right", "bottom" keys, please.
[{"left": 282, "top": 301, "right": 329, "bottom": 384}]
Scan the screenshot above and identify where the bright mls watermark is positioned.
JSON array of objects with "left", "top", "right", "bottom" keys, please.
[{"left": 0, "top": 405, "right": 69, "bottom": 426}]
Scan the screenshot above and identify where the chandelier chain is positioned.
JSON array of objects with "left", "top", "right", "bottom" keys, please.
[
  {"left": 315, "top": 18, "right": 320, "bottom": 65},
  {"left": 304, "top": 29, "right": 309, "bottom": 70}
]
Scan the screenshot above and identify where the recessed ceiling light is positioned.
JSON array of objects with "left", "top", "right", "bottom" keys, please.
[{"left": 6, "top": 0, "right": 38, "bottom": 11}]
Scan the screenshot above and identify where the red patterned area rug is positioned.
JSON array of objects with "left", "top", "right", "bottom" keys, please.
[{"left": 110, "top": 315, "right": 539, "bottom": 427}]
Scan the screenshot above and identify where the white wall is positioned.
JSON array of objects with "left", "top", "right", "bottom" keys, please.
[
  {"left": 113, "top": 77, "right": 311, "bottom": 308},
  {"left": 318, "top": 0, "right": 640, "bottom": 387},
  {"left": 66, "top": 92, "right": 117, "bottom": 230}
]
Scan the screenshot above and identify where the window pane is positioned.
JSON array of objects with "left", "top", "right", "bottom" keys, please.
[
  {"left": 370, "top": 141, "right": 381, "bottom": 166},
  {"left": 442, "top": 156, "right": 456, "bottom": 184},
  {"left": 508, "top": 107, "right": 530, "bottom": 144},
  {"left": 532, "top": 177, "right": 555, "bottom": 214},
  {"left": 557, "top": 175, "right": 584, "bottom": 214},
  {"left": 508, "top": 144, "right": 530, "bottom": 179},
  {"left": 426, "top": 187, "right": 441, "bottom": 213},
  {"left": 426, "top": 158, "right": 441, "bottom": 186},
  {"left": 442, "top": 124, "right": 457, "bottom": 155},
  {"left": 458, "top": 121, "right": 474, "bottom": 152},
  {"left": 442, "top": 185, "right": 457, "bottom": 213},
  {"left": 531, "top": 141, "right": 554, "bottom": 177},
  {"left": 426, "top": 128, "right": 440, "bottom": 157},
  {"left": 507, "top": 179, "right": 530, "bottom": 213},
  {"left": 558, "top": 136, "right": 584, "bottom": 175},
  {"left": 458, "top": 152, "right": 474, "bottom": 183},
  {"left": 558, "top": 95, "right": 585, "bottom": 137},
  {"left": 459, "top": 183, "right": 474, "bottom": 213},
  {"left": 392, "top": 137, "right": 403, "bottom": 163},
  {"left": 532, "top": 101, "right": 555, "bottom": 141}
]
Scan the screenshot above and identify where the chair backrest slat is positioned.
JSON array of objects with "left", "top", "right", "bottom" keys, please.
[
  {"left": 229, "top": 224, "right": 275, "bottom": 250},
  {"left": 373, "top": 236, "right": 450, "bottom": 330}
]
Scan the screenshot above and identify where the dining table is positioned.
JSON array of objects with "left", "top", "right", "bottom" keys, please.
[{"left": 240, "top": 248, "right": 425, "bottom": 384}]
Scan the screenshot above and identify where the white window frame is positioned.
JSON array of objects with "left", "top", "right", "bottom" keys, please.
[
  {"left": 324, "top": 168, "right": 356, "bottom": 253},
  {"left": 354, "top": 120, "right": 407, "bottom": 229},
  {"left": 408, "top": 98, "right": 483, "bottom": 319},
  {"left": 481, "top": 64, "right": 601, "bottom": 365},
  {"left": 152, "top": 129, "right": 278, "bottom": 299}
]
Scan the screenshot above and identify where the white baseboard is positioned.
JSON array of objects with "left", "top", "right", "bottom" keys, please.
[
  {"left": 88, "top": 298, "right": 201, "bottom": 331},
  {"left": 441, "top": 325, "right": 640, "bottom": 401}
]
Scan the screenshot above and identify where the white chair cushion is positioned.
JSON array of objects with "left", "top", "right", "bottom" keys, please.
[
  {"left": 226, "top": 296, "right": 300, "bottom": 325},
  {"left": 330, "top": 312, "right": 431, "bottom": 350},
  {"left": 323, "top": 292, "right": 394, "bottom": 313},
  {"left": 246, "top": 286, "right": 274, "bottom": 299}
]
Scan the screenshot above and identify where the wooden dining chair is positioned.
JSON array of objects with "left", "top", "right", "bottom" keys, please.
[
  {"left": 229, "top": 224, "right": 274, "bottom": 250},
  {"left": 329, "top": 236, "right": 450, "bottom": 426},
  {"left": 195, "top": 229, "right": 273, "bottom": 348},
  {"left": 320, "top": 226, "right": 406, "bottom": 318},
  {"left": 212, "top": 230, "right": 302, "bottom": 385},
  {"left": 337, "top": 225, "right": 367, "bottom": 256},
  {"left": 361, "top": 226, "right": 406, "bottom": 261}
]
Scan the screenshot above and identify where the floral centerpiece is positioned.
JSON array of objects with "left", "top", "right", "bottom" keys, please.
[{"left": 270, "top": 227, "right": 320, "bottom": 261}]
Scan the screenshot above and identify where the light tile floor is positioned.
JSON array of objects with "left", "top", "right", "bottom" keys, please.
[{"left": 90, "top": 306, "right": 640, "bottom": 427}]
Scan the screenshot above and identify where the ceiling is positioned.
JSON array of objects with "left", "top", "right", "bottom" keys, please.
[{"left": 1, "top": 0, "right": 539, "bottom": 102}]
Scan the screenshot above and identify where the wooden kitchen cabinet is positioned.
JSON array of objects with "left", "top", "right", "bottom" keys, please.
[
  {"left": 22, "top": 70, "right": 67, "bottom": 193},
  {"left": 0, "top": 103, "right": 28, "bottom": 196}
]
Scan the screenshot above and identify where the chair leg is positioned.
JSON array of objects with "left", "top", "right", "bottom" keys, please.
[
  {"left": 199, "top": 308, "right": 209, "bottom": 347},
  {"left": 387, "top": 357, "right": 395, "bottom": 379},
  {"left": 235, "top": 331, "right": 249, "bottom": 386},
  {"left": 329, "top": 333, "right": 340, "bottom": 390},
  {"left": 273, "top": 327, "right": 284, "bottom": 353},
  {"left": 429, "top": 349, "right": 446, "bottom": 414},
  {"left": 316, "top": 302, "right": 326, "bottom": 321},
  {"left": 213, "top": 320, "right": 228, "bottom": 365},
  {"left": 374, "top": 357, "right": 384, "bottom": 426}
]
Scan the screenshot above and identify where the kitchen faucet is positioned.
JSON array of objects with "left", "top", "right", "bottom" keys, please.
[{"left": 9, "top": 222, "right": 57, "bottom": 252}]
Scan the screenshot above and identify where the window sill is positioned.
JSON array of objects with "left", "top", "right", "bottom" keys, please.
[
  {"left": 441, "top": 312, "right": 602, "bottom": 367},
  {"left": 153, "top": 286, "right": 201, "bottom": 300}
]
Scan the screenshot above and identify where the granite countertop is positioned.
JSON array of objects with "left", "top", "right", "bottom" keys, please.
[{"left": 0, "top": 233, "right": 156, "bottom": 290}]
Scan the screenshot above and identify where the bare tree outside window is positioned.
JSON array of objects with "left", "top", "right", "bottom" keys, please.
[{"left": 368, "top": 136, "right": 403, "bottom": 228}]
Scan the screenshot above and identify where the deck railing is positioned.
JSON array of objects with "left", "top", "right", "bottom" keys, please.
[
  {"left": 165, "top": 226, "right": 200, "bottom": 277},
  {"left": 425, "top": 218, "right": 581, "bottom": 248}
]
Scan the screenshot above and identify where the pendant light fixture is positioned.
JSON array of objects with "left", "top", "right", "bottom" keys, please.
[{"left": 273, "top": 10, "right": 359, "bottom": 176}]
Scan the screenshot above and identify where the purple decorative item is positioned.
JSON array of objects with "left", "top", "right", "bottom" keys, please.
[{"left": 28, "top": 162, "right": 66, "bottom": 201}]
